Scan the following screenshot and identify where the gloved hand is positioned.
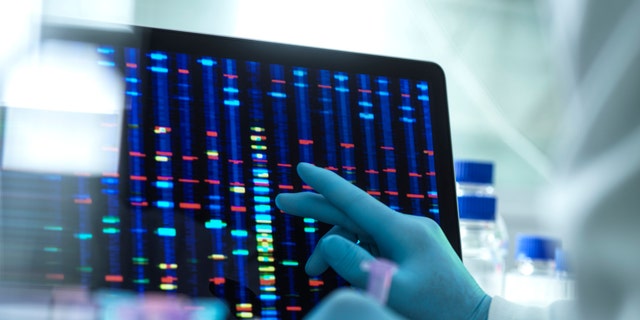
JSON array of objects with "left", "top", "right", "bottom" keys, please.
[
  {"left": 275, "top": 162, "right": 491, "bottom": 320},
  {"left": 305, "top": 288, "right": 404, "bottom": 320}
]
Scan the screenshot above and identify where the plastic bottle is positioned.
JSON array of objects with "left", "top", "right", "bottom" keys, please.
[
  {"left": 553, "top": 248, "right": 575, "bottom": 301},
  {"left": 504, "top": 234, "right": 561, "bottom": 306},
  {"left": 455, "top": 160, "right": 508, "bottom": 297}
]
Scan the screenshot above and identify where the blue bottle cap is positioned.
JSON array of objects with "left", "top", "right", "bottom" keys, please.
[
  {"left": 454, "top": 160, "right": 494, "bottom": 184},
  {"left": 457, "top": 195, "right": 496, "bottom": 220},
  {"left": 515, "top": 234, "right": 560, "bottom": 261}
]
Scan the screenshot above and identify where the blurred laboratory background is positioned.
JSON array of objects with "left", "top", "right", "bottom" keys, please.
[{"left": 3, "top": 0, "right": 568, "bottom": 274}]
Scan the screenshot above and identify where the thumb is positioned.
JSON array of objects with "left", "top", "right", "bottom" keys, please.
[{"left": 319, "top": 235, "right": 373, "bottom": 288}]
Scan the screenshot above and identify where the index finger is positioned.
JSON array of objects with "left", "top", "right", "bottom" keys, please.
[{"left": 295, "top": 162, "right": 400, "bottom": 241}]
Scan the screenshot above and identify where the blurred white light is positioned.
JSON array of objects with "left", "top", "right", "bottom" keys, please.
[
  {"left": 234, "top": 0, "right": 392, "bottom": 54},
  {"left": 42, "top": 0, "right": 134, "bottom": 25},
  {"left": 4, "top": 41, "right": 123, "bottom": 114},
  {"left": 1, "top": 40, "right": 124, "bottom": 175},
  {"left": 0, "top": 0, "right": 41, "bottom": 67}
]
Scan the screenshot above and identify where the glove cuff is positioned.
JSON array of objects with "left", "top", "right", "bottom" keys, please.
[{"left": 467, "top": 294, "right": 492, "bottom": 320}]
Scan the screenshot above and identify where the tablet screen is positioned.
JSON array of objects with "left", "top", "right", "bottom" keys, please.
[{"left": 0, "top": 25, "right": 459, "bottom": 319}]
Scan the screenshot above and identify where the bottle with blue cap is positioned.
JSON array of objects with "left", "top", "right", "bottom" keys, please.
[
  {"left": 504, "top": 234, "right": 562, "bottom": 306},
  {"left": 455, "top": 160, "right": 508, "bottom": 297},
  {"left": 553, "top": 248, "right": 575, "bottom": 301}
]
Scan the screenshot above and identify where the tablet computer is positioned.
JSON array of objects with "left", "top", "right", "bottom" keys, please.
[{"left": 1, "top": 23, "right": 460, "bottom": 318}]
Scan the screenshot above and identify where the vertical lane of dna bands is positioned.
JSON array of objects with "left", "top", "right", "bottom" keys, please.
[
  {"left": 199, "top": 56, "right": 228, "bottom": 297},
  {"left": 98, "top": 45, "right": 124, "bottom": 289},
  {"left": 124, "top": 47, "right": 149, "bottom": 292},
  {"left": 148, "top": 51, "right": 179, "bottom": 292}
]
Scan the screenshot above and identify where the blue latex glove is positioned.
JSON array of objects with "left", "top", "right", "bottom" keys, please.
[
  {"left": 306, "top": 288, "right": 404, "bottom": 320},
  {"left": 275, "top": 163, "right": 491, "bottom": 320}
]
